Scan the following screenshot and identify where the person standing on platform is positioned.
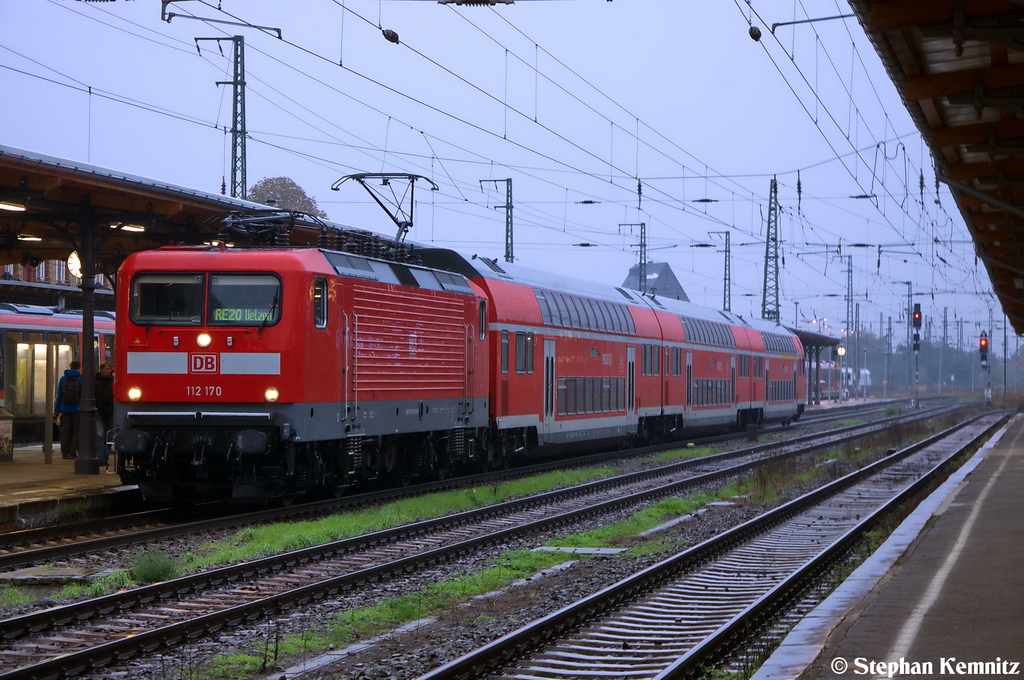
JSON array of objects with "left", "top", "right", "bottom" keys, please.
[
  {"left": 55, "top": 360, "right": 83, "bottom": 460},
  {"left": 94, "top": 361, "right": 114, "bottom": 465}
]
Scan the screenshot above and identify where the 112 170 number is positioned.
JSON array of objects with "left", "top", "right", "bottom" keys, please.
[{"left": 187, "top": 386, "right": 223, "bottom": 397}]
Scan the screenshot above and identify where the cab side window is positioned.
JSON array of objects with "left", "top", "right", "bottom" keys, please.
[{"left": 314, "top": 278, "right": 327, "bottom": 329}]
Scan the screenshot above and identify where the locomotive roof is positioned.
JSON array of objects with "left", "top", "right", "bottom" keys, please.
[{"left": 415, "top": 246, "right": 797, "bottom": 339}]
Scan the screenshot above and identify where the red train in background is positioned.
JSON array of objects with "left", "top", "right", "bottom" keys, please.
[
  {"left": 114, "top": 241, "right": 805, "bottom": 503},
  {"left": 0, "top": 304, "right": 115, "bottom": 441}
]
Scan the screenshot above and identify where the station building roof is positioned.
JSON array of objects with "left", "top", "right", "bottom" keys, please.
[
  {"left": 851, "top": 0, "right": 1024, "bottom": 333},
  {"left": 0, "top": 144, "right": 379, "bottom": 278}
]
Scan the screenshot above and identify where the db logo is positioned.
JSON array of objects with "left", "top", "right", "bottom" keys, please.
[{"left": 190, "top": 354, "right": 219, "bottom": 373}]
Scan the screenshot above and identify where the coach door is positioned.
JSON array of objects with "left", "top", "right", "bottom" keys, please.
[
  {"left": 685, "top": 351, "right": 692, "bottom": 410},
  {"left": 731, "top": 356, "right": 737, "bottom": 405},
  {"left": 542, "top": 339, "right": 556, "bottom": 437},
  {"left": 4, "top": 332, "right": 74, "bottom": 435},
  {"left": 627, "top": 346, "right": 636, "bottom": 416}
]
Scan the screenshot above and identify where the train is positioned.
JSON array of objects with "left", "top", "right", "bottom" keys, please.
[
  {"left": 810, "top": 362, "right": 870, "bottom": 401},
  {"left": 0, "top": 304, "right": 116, "bottom": 441},
  {"left": 113, "top": 242, "right": 806, "bottom": 503}
]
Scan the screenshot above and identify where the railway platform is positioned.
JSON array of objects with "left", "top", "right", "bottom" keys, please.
[
  {"left": 0, "top": 445, "right": 138, "bottom": 531},
  {"left": 752, "top": 413, "right": 1024, "bottom": 680}
]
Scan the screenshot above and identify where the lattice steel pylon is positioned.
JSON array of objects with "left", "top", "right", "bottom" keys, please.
[
  {"left": 845, "top": 255, "right": 854, "bottom": 344},
  {"left": 761, "top": 177, "right": 780, "bottom": 322},
  {"left": 621, "top": 223, "right": 648, "bottom": 293},
  {"left": 198, "top": 36, "right": 246, "bottom": 199},
  {"left": 480, "top": 178, "right": 514, "bottom": 263}
]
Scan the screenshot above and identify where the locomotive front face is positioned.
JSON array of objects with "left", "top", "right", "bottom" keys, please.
[
  {"left": 114, "top": 249, "right": 327, "bottom": 502},
  {"left": 124, "top": 271, "right": 285, "bottom": 402}
]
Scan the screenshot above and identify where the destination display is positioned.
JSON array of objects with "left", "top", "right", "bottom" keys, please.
[{"left": 211, "top": 308, "right": 275, "bottom": 322}]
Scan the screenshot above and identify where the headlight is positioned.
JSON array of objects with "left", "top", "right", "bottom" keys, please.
[
  {"left": 127, "top": 387, "right": 143, "bottom": 401},
  {"left": 196, "top": 332, "right": 212, "bottom": 348},
  {"left": 264, "top": 387, "right": 280, "bottom": 402}
]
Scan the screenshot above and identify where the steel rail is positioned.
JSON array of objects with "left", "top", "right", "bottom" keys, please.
[
  {"left": 0, "top": 402, "right": 949, "bottom": 572},
  {"left": 414, "top": 410, "right": 1001, "bottom": 680},
  {"left": 0, "top": 407, "right": 967, "bottom": 678},
  {"left": 653, "top": 411, "right": 1010, "bottom": 679}
]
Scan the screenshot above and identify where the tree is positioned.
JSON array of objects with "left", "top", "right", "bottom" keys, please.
[{"left": 247, "top": 177, "right": 328, "bottom": 218}]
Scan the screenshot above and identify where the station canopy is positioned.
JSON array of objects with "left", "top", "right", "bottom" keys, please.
[
  {"left": 0, "top": 145, "right": 395, "bottom": 280},
  {"left": 851, "top": 0, "right": 1024, "bottom": 333}
]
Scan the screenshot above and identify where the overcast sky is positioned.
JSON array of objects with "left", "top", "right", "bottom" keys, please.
[{"left": 0, "top": 0, "right": 1007, "bottom": 354}]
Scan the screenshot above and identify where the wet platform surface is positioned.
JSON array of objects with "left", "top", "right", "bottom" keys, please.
[
  {"left": 753, "top": 413, "right": 1024, "bottom": 679},
  {"left": 0, "top": 445, "right": 137, "bottom": 530}
]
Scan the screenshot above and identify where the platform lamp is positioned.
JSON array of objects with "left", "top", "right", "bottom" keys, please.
[
  {"left": 67, "top": 234, "right": 100, "bottom": 474},
  {"left": 836, "top": 345, "right": 846, "bottom": 401}
]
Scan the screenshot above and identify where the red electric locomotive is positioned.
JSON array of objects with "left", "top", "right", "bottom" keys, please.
[
  {"left": 115, "top": 244, "right": 490, "bottom": 502},
  {"left": 114, "top": 240, "right": 804, "bottom": 503}
]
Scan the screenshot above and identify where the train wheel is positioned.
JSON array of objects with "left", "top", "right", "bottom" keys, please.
[
  {"left": 382, "top": 441, "right": 398, "bottom": 475},
  {"left": 252, "top": 454, "right": 288, "bottom": 500},
  {"left": 327, "top": 471, "right": 347, "bottom": 498}
]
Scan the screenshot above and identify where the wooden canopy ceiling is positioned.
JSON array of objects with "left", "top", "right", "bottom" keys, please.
[
  {"left": 0, "top": 145, "right": 386, "bottom": 283},
  {"left": 850, "top": 0, "right": 1024, "bottom": 333}
]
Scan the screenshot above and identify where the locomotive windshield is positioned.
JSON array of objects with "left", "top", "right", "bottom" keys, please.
[
  {"left": 131, "top": 273, "right": 204, "bottom": 324},
  {"left": 130, "top": 272, "right": 281, "bottom": 327},
  {"left": 208, "top": 274, "right": 281, "bottom": 326}
]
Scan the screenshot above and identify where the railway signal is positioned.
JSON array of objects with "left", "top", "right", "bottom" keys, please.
[
  {"left": 912, "top": 304, "right": 921, "bottom": 352},
  {"left": 980, "top": 332, "right": 989, "bottom": 368}
]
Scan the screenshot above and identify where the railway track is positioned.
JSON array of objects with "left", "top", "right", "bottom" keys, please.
[
  {"left": 0, "top": 403, "right": 969, "bottom": 678},
  {"left": 416, "top": 410, "right": 1008, "bottom": 680},
  {"left": 0, "top": 398, "right": 920, "bottom": 571}
]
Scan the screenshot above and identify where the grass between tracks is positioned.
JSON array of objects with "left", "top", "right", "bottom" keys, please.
[
  {"left": 188, "top": 467, "right": 618, "bottom": 568},
  {"left": 14, "top": 418, "right": 955, "bottom": 676},
  {"left": 203, "top": 420, "right": 954, "bottom": 677},
  {"left": 202, "top": 447, "right": 743, "bottom": 678}
]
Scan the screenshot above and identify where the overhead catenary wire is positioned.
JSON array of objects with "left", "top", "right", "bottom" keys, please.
[{"left": 4, "top": 0, "right": 994, "bottom": 328}]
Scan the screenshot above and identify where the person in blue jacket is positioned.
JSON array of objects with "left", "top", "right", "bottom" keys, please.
[{"left": 55, "top": 360, "right": 82, "bottom": 460}]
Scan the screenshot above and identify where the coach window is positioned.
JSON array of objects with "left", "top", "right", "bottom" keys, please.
[
  {"left": 516, "top": 332, "right": 527, "bottom": 373},
  {"left": 582, "top": 298, "right": 598, "bottom": 330},
  {"left": 563, "top": 295, "right": 581, "bottom": 329},
  {"left": 313, "top": 278, "right": 327, "bottom": 329},
  {"left": 527, "top": 333, "right": 535, "bottom": 374},
  {"left": 543, "top": 290, "right": 563, "bottom": 327},
  {"left": 613, "top": 304, "right": 627, "bottom": 335},
  {"left": 501, "top": 331, "right": 509, "bottom": 374}
]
